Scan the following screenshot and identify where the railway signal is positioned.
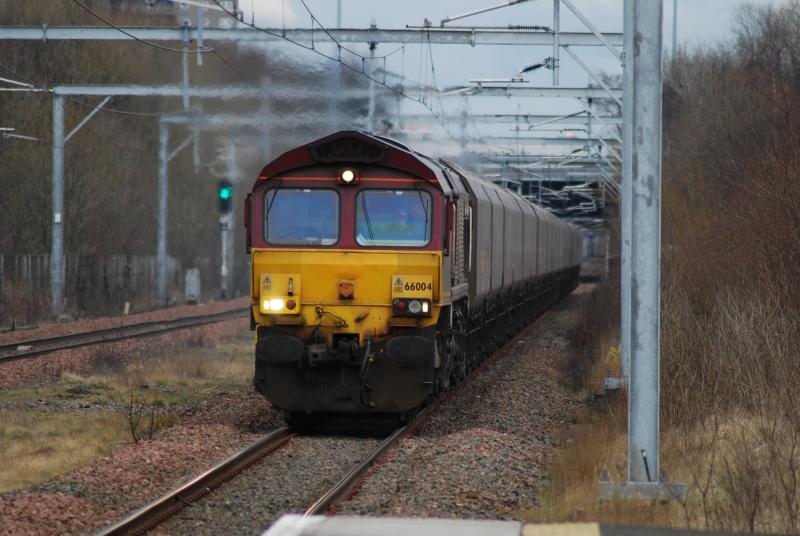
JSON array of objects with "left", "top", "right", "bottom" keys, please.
[
  {"left": 218, "top": 178, "right": 235, "bottom": 299},
  {"left": 218, "top": 179, "right": 234, "bottom": 213}
]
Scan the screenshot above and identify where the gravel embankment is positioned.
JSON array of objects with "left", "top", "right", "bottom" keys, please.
[
  {"left": 0, "top": 287, "right": 591, "bottom": 534},
  {"left": 0, "top": 389, "right": 284, "bottom": 536},
  {"left": 154, "top": 435, "right": 383, "bottom": 536},
  {"left": 335, "top": 290, "right": 588, "bottom": 519},
  {"left": 0, "top": 298, "right": 250, "bottom": 388}
]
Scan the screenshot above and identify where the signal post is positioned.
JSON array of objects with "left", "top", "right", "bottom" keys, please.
[{"left": 218, "top": 179, "right": 234, "bottom": 299}]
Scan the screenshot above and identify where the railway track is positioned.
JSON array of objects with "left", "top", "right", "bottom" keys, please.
[
  {"left": 97, "top": 426, "right": 294, "bottom": 536},
  {"left": 96, "top": 413, "right": 427, "bottom": 536},
  {"left": 0, "top": 308, "right": 249, "bottom": 364},
  {"left": 94, "top": 311, "right": 542, "bottom": 535}
]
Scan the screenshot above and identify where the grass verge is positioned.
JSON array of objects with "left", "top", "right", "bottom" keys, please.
[
  {"left": 522, "top": 282, "right": 800, "bottom": 534},
  {"left": 0, "top": 410, "right": 129, "bottom": 492},
  {"left": 0, "top": 337, "right": 254, "bottom": 493}
]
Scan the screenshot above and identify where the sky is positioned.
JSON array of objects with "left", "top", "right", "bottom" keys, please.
[
  {"left": 243, "top": 0, "right": 782, "bottom": 43},
  {"left": 203, "top": 0, "right": 788, "bottom": 153}
]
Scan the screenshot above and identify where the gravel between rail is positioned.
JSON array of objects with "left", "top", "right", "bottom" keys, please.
[{"left": 153, "top": 435, "right": 383, "bottom": 536}]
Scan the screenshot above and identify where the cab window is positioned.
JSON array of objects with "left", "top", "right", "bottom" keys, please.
[
  {"left": 355, "top": 190, "right": 432, "bottom": 247},
  {"left": 265, "top": 188, "right": 339, "bottom": 245}
]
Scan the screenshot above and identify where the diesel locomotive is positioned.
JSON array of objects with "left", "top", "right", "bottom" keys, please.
[{"left": 244, "top": 131, "right": 582, "bottom": 421}]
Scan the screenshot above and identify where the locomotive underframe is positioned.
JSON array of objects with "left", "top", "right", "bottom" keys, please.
[{"left": 253, "top": 266, "right": 579, "bottom": 417}]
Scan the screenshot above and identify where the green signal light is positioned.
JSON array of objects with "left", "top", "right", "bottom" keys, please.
[{"left": 219, "top": 187, "right": 232, "bottom": 200}]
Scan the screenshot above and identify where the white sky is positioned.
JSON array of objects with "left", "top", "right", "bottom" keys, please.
[
  {"left": 235, "top": 0, "right": 786, "bottom": 92},
  {"left": 222, "top": 0, "right": 787, "bottom": 152}
]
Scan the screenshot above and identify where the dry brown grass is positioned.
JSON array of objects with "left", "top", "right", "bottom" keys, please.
[
  {"left": 522, "top": 284, "right": 800, "bottom": 533},
  {"left": 523, "top": 397, "right": 680, "bottom": 527},
  {"left": 562, "top": 282, "right": 619, "bottom": 393},
  {"left": 0, "top": 410, "right": 129, "bottom": 493},
  {"left": 526, "top": 406, "right": 800, "bottom": 532},
  {"left": 0, "top": 338, "right": 254, "bottom": 492},
  {"left": 119, "top": 340, "right": 253, "bottom": 390}
]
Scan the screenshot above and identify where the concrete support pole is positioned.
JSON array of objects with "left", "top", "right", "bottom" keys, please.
[
  {"left": 367, "top": 42, "right": 376, "bottom": 133},
  {"left": 586, "top": 99, "right": 593, "bottom": 144},
  {"left": 50, "top": 93, "right": 65, "bottom": 315},
  {"left": 182, "top": 21, "right": 190, "bottom": 111},
  {"left": 335, "top": 1, "right": 344, "bottom": 129},
  {"left": 260, "top": 86, "right": 272, "bottom": 156},
  {"left": 628, "top": 0, "right": 663, "bottom": 483},
  {"left": 197, "top": 7, "right": 205, "bottom": 66},
  {"left": 538, "top": 176, "right": 542, "bottom": 204},
  {"left": 220, "top": 139, "right": 237, "bottom": 298},
  {"left": 459, "top": 110, "right": 468, "bottom": 149},
  {"left": 552, "top": 0, "right": 560, "bottom": 86},
  {"left": 157, "top": 121, "right": 169, "bottom": 306},
  {"left": 671, "top": 0, "right": 677, "bottom": 56},
  {"left": 219, "top": 213, "right": 233, "bottom": 298},
  {"left": 620, "top": 0, "right": 634, "bottom": 380}
]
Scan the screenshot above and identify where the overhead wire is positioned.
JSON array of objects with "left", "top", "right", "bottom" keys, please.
[
  {"left": 6, "top": 0, "right": 474, "bottom": 147},
  {"left": 70, "top": 0, "right": 243, "bottom": 77},
  {"left": 426, "top": 30, "right": 444, "bottom": 120},
  {"left": 0, "top": 62, "right": 164, "bottom": 118},
  {"left": 1, "top": 0, "right": 253, "bottom": 119},
  {"left": 0, "top": 64, "right": 166, "bottom": 155},
  {"left": 296, "top": 0, "right": 409, "bottom": 62},
  {"left": 209, "top": 0, "right": 462, "bottom": 144},
  {"left": 423, "top": 28, "right": 463, "bottom": 144},
  {"left": 70, "top": 0, "right": 212, "bottom": 54}
]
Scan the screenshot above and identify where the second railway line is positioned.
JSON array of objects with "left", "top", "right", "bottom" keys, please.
[{"left": 0, "top": 307, "right": 248, "bottom": 364}]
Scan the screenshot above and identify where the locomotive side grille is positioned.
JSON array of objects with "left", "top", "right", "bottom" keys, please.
[{"left": 452, "top": 196, "right": 469, "bottom": 287}]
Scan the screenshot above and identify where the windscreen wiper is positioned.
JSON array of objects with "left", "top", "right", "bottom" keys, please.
[
  {"left": 414, "top": 184, "right": 429, "bottom": 226},
  {"left": 361, "top": 193, "right": 375, "bottom": 240},
  {"left": 265, "top": 178, "right": 283, "bottom": 219}
]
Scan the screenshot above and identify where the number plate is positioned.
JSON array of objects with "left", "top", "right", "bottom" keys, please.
[{"left": 391, "top": 275, "right": 433, "bottom": 299}]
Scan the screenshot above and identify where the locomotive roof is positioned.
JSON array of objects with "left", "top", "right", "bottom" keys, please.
[
  {"left": 253, "top": 131, "right": 581, "bottom": 235},
  {"left": 255, "top": 131, "right": 450, "bottom": 192}
]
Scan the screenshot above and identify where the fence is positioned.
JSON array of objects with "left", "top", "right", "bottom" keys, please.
[{"left": 0, "top": 254, "right": 184, "bottom": 323}]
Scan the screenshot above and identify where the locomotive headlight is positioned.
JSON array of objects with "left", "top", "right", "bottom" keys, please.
[
  {"left": 269, "top": 298, "right": 285, "bottom": 311},
  {"left": 421, "top": 301, "right": 429, "bottom": 313},
  {"left": 338, "top": 167, "right": 359, "bottom": 184},
  {"left": 408, "top": 300, "right": 422, "bottom": 314}
]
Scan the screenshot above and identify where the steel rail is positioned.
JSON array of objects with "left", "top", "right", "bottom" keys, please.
[
  {"left": 303, "top": 406, "right": 431, "bottom": 516},
  {"left": 0, "top": 308, "right": 248, "bottom": 363},
  {"left": 96, "top": 427, "right": 293, "bottom": 536}
]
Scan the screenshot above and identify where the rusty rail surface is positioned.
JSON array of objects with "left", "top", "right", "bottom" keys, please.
[
  {"left": 0, "top": 308, "right": 248, "bottom": 363},
  {"left": 95, "top": 426, "right": 293, "bottom": 536}
]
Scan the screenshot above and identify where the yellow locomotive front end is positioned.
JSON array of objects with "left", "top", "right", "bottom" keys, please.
[
  {"left": 245, "top": 132, "right": 452, "bottom": 418},
  {"left": 251, "top": 249, "right": 442, "bottom": 415}
]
